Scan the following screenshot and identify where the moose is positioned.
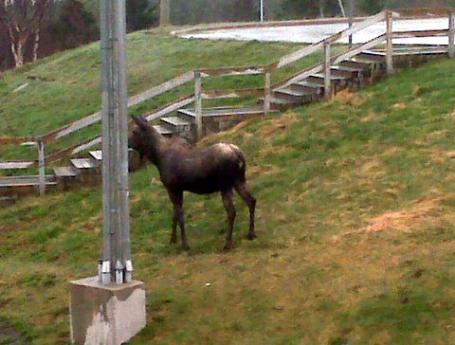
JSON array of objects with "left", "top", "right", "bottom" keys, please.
[{"left": 129, "top": 115, "right": 257, "bottom": 251}]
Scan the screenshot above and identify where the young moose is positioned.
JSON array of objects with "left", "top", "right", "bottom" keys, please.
[{"left": 129, "top": 115, "right": 257, "bottom": 250}]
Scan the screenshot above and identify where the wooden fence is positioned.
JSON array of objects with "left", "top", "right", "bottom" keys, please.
[{"left": 2, "top": 8, "right": 454, "bottom": 175}]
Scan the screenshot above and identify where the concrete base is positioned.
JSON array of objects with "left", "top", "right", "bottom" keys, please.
[{"left": 69, "top": 277, "right": 146, "bottom": 345}]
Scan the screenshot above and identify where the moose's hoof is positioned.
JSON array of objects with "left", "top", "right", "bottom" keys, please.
[
  {"left": 170, "top": 237, "right": 177, "bottom": 244},
  {"left": 182, "top": 244, "right": 191, "bottom": 251},
  {"left": 247, "top": 232, "right": 257, "bottom": 240}
]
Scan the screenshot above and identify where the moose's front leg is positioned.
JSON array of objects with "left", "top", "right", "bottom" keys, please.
[{"left": 168, "top": 189, "right": 190, "bottom": 250}]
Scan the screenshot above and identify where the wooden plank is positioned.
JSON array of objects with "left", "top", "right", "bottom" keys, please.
[
  {"left": 324, "top": 41, "right": 331, "bottom": 100},
  {"left": 44, "top": 72, "right": 195, "bottom": 142},
  {"left": 264, "top": 72, "right": 272, "bottom": 115},
  {"left": 50, "top": 96, "right": 195, "bottom": 159},
  {"left": 332, "top": 34, "right": 386, "bottom": 65},
  {"left": 276, "top": 11, "right": 386, "bottom": 69},
  {"left": 202, "top": 88, "right": 265, "bottom": 100},
  {"left": 144, "top": 95, "right": 194, "bottom": 122},
  {"left": 393, "top": 29, "right": 449, "bottom": 38},
  {"left": 194, "top": 72, "right": 203, "bottom": 140},
  {"left": 198, "top": 66, "right": 265, "bottom": 77},
  {"left": 127, "top": 71, "right": 194, "bottom": 107},
  {"left": 386, "top": 11, "right": 394, "bottom": 75},
  {"left": 0, "top": 161, "right": 35, "bottom": 170}
]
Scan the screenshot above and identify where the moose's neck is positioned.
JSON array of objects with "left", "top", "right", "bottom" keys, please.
[{"left": 144, "top": 128, "right": 163, "bottom": 167}]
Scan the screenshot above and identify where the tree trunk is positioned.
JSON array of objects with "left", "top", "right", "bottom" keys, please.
[
  {"left": 32, "top": 28, "right": 40, "bottom": 61},
  {"left": 160, "top": 0, "right": 170, "bottom": 26},
  {"left": 338, "top": 0, "right": 346, "bottom": 17},
  {"left": 319, "top": 2, "right": 325, "bottom": 18}
]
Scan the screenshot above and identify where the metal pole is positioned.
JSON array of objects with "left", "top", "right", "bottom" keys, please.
[
  {"left": 99, "top": 0, "right": 132, "bottom": 285},
  {"left": 260, "top": 0, "right": 264, "bottom": 22},
  {"left": 348, "top": 0, "right": 354, "bottom": 48},
  {"left": 194, "top": 71, "right": 203, "bottom": 141},
  {"left": 37, "top": 138, "right": 45, "bottom": 197}
]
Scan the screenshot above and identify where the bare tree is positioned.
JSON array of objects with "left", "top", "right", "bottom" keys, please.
[{"left": 0, "top": 0, "right": 51, "bottom": 68}]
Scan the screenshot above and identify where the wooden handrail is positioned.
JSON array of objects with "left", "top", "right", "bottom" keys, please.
[{"left": 274, "top": 11, "right": 387, "bottom": 69}]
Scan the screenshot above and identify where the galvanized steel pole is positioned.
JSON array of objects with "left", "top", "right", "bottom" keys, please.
[
  {"left": 260, "top": 0, "right": 264, "bottom": 22},
  {"left": 99, "top": 0, "right": 132, "bottom": 285}
]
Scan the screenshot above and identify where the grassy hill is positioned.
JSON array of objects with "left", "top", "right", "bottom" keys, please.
[{"left": 1, "top": 55, "right": 455, "bottom": 344}]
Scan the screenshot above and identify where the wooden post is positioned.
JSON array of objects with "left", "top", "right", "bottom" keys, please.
[
  {"left": 264, "top": 71, "right": 272, "bottom": 115},
  {"left": 194, "top": 71, "right": 203, "bottom": 140},
  {"left": 324, "top": 40, "right": 332, "bottom": 100},
  {"left": 386, "top": 10, "right": 394, "bottom": 75},
  {"left": 449, "top": 11, "right": 455, "bottom": 58},
  {"left": 37, "top": 138, "right": 45, "bottom": 196}
]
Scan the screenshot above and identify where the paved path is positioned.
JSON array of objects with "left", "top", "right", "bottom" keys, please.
[{"left": 182, "top": 17, "right": 449, "bottom": 46}]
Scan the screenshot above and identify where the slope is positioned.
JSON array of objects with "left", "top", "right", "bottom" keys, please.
[{"left": 1, "top": 58, "right": 455, "bottom": 344}]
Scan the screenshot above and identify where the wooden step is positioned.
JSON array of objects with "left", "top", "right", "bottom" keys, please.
[
  {"left": 332, "top": 65, "right": 365, "bottom": 73},
  {"left": 354, "top": 51, "right": 385, "bottom": 63},
  {"left": 54, "top": 166, "right": 79, "bottom": 178},
  {"left": 330, "top": 66, "right": 358, "bottom": 78},
  {"left": 153, "top": 124, "right": 175, "bottom": 136},
  {"left": 339, "top": 60, "right": 371, "bottom": 71},
  {"left": 0, "top": 176, "right": 57, "bottom": 188},
  {"left": 70, "top": 158, "right": 99, "bottom": 170},
  {"left": 178, "top": 107, "right": 274, "bottom": 120},
  {"left": 274, "top": 88, "right": 314, "bottom": 103},
  {"left": 160, "top": 116, "right": 192, "bottom": 132},
  {"left": 0, "top": 161, "right": 35, "bottom": 171},
  {"left": 259, "top": 96, "right": 295, "bottom": 109},
  {"left": 291, "top": 81, "right": 324, "bottom": 94},
  {"left": 89, "top": 150, "right": 102, "bottom": 161}
]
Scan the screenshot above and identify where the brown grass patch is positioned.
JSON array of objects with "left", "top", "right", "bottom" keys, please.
[
  {"left": 340, "top": 197, "right": 442, "bottom": 238},
  {"left": 248, "top": 164, "right": 282, "bottom": 177},
  {"left": 259, "top": 113, "right": 299, "bottom": 137},
  {"left": 392, "top": 102, "right": 407, "bottom": 110},
  {"left": 334, "top": 89, "right": 364, "bottom": 107},
  {"left": 360, "top": 111, "right": 379, "bottom": 123}
]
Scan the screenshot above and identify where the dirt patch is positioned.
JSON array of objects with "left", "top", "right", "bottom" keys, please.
[
  {"left": 334, "top": 89, "right": 364, "bottom": 107},
  {"left": 392, "top": 102, "right": 407, "bottom": 110},
  {"left": 259, "top": 113, "right": 299, "bottom": 137},
  {"left": 338, "top": 197, "right": 442, "bottom": 239},
  {"left": 360, "top": 111, "right": 379, "bottom": 123}
]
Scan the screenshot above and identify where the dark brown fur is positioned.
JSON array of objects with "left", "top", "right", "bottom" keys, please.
[{"left": 129, "top": 115, "right": 257, "bottom": 250}]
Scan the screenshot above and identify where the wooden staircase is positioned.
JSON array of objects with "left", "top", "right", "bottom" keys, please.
[{"left": 2, "top": 8, "right": 453, "bottom": 203}]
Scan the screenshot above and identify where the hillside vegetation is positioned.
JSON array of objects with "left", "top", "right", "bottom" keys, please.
[{"left": 1, "top": 57, "right": 455, "bottom": 344}]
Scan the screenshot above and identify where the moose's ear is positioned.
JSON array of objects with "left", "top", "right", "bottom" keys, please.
[{"left": 132, "top": 115, "right": 149, "bottom": 130}]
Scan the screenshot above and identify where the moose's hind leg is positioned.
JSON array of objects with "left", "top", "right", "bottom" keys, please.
[
  {"left": 221, "top": 189, "right": 236, "bottom": 250},
  {"left": 235, "top": 182, "right": 257, "bottom": 240}
]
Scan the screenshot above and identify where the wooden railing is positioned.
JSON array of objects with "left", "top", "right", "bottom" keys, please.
[{"left": 2, "top": 8, "right": 454, "bottom": 171}]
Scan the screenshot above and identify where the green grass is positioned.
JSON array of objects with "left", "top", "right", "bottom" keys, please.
[{"left": 2, "top": 55, "right": 455, "bottom": 344}]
